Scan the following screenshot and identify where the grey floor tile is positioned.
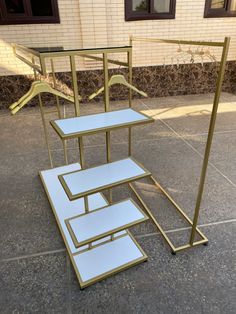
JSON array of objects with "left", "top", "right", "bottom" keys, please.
[
  {"left": 141, "top": 93, "right": 236, "bottom": 136},
  {"left": 0, "top": 152, "right": 68, "bottom": 260},
  {"left": 70, "top": 222, "right": 236, "bottom": 314},
  {"left": 185, "top": 131, "right": 236, "bottom": 186},
  {"left": 82, "top": 137, "right": 236, "bottom": 231},
  {"left": 0, "top": 252, "right": 68, "bottom": 314}
]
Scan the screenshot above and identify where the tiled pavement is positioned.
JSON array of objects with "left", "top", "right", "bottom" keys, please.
[{"left": 0, "top": 93, "right": 235, "bottom": 313}]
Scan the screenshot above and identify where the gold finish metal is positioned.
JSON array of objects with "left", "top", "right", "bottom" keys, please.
[
  {"left": 38, "top": 93, "right": 54, "bottom": 168},
  {"left": 130, "top": 36, "right": 225, "bottom": 47},
  {"left": 80, "top": 54, "right": 128, "bottom": 67},
  {"left": 189, "top": 36, "right": 230, "bottom": 245},
  {"left": 103, "top": 52, "right": 112, "bottom": 202},
  {"left": 128, "top": 48, "right": 133, "bottom": 156},
  {"left": 50, "top": 58, "right": 69, "bottom": 165},
  {"left": 88, "top": 74, "right": 147, "bottom": 100},
  {"left": 9, "top": 81, "right": 74, "bottom": 115},
  {"left": 31, "top": 57, "right": 53, "bottom": 168},
  {"left": 130, "top": 36, "right": 229, "bottom": 252},
  {"left": 65, "top": 198, "right": 149, "bottom": 248},
  {"left": 69, "top": 55, "right": 80, "bottom": 116}
]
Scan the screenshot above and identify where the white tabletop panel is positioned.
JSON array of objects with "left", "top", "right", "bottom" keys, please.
[
  {"left": 60, "top": 158, "right": 150, "bottom": 199},
  {"left": 67, "top": 199, "right": 147, "bottom": 246},
  {"left": 40, "top": 163, "right": 108, "bottom": 254},
  {"left": 52, "top": 108, "right": 152, "bottom": 138},
  {"left": 74, "top": 234, "right": 145, "bottom": 283}
]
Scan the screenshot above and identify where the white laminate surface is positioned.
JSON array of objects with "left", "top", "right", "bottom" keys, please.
[
  {"left": 40, "top": 163, "right": 109, "bottom": 254},
  {"left": 61, "top": 158, "right": 148, "bottom": 198},
  {"left": 68, "top": 199, "right": 147, "bottom": 246},
  {"left": 74, "top": 234, "right": 144, "bottom": 283},
  {"left": 53, "top": 108, "right": 150, "bottom": 137}
]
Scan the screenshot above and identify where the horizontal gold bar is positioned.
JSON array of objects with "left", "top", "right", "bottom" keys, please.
[
  {"left": 15, "top": 53, "right": 43, "bottom": 75},
  {"left": 174, "top": 238, "right": 208, "bottom": 253},
  {"left": 80, "top": 54, "right": 128, "bottom": 67},
  {"left": 131, "top": 36, "right": 225, "bottom": 47}
]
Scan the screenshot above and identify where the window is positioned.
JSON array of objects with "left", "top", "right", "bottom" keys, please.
[
  {"left": 0, "top": 0, "right": 60, "bottom": 24},
  {"left": 204, "top": 0, "right": 236, "bottom": 17},
  {"left": 125, "top": 0, "right": 176, "bottom": 21}
]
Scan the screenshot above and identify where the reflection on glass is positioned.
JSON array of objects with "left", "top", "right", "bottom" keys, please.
[
  {"left": 230, "top": 0, "right": 236, "bottom": 10},
  {"left": 5, "top": 0, "right": 25, "bottom": 14},
  {"left": 30, "top": 0, "right": 53, "bottom": 16},
  {"left": 210, "top": 0, "right": 225, "bottom": 9},
  {"left": 132, "top": 0, "right": 147, "bottom": 12},
  {"left": 153, "top": 0, "right": 170, "bottom": 13}
]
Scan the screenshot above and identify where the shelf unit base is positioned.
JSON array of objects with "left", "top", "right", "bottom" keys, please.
[{"left": 40, "top": 163, "right": 148, "bottom": 289}]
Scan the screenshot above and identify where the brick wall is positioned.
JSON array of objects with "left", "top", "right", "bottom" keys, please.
[{"left": 0, "top": 0, "right": 236, "bottom": 76}]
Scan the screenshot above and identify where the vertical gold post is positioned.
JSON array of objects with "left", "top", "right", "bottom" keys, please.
[
  {"left": 103, "top": 52, "right": 112, "bottom": 203},
  {"left": 51, "top": 59, "right": 68, "bottom": 165},
  {"left": 69, "top": 55, "right": 80, "bottom": 116},
  {"left": 38, "top": 94, "right": 54, "bottom": 168},
  {"left": 69, "top": 55, "right": 84, "bottom": 166},
  {"left": 32, "top": 57, "right": 53, "bottom": 168},
  {"left": 70, "top": 55, "right": 88, "bottom": 212},
  {"left": 128, "top": 48, "right": 133, "bottom": 156},
  {"left": 189, "top": 37, "right": 230, "bottom": 245}
]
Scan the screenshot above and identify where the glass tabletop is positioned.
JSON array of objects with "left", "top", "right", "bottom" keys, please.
[{"left": 30, "top": 45, "right": 132, "bottom": 54}]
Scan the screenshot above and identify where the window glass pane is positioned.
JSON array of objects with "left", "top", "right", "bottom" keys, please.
[
  {"left": 230, "top": 0, "right": 236, "bottom": 10},
  {"left": 5, "top": 0, "right": 25, "bottom": 14},
  {"left": 132, "top": 0, "right": 148, "bottom": 12},
  {"left": 30, "top": 0, "right": 53, "bottom": 16},
  {"left": 210, "top": 0, "right": 225, "bottom": 9},
  {"left": 153, "top": 0, "right": 170, "bottom": 13}
]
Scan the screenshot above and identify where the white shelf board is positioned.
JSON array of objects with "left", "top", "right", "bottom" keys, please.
[
  {"left": 66, "top": 199, "right": 148, "bottom": 247},
  {"left": 73, "top": 232, "right": 147, "bottom": 288},
  {"left": 51, "top": 108, "right": 153, "bottom": 139},
  {"left": 59, "top": 157, "right": 151, "bottom": 200},
  {"left": 39, "top": 163, "right": 119, "bottom": 254}
]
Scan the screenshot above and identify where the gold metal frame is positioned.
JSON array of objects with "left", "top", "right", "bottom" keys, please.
[
  {"left": 65, "top": 198, "right": 149, "bottom": 248},
  {"left": 130, "top": 36, "right": 230, "bottom": 253},
  {"left": 13, "top": 44, "right": 133, "bottom": 169}
]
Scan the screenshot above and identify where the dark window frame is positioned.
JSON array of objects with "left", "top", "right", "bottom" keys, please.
[
  {"left": 0, "top": 0, "right": 60, "bottom": 25},
  {"left": 204, "top": 0, "right": 236, "bottom": 18},
  {"left": 125, "top": 0, "right": 176, "bottom": 21}
]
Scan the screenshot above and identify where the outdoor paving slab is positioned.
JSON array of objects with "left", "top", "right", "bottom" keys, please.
[
  {"left": 185, "top": 131, "right": 236, "bottom": 186},
  {"left": 70, "top": 222, "right": 236, "bottom": 314},
  {"left": 77, "top": 138, "right": 236, "bottom": 236},
  {"left": 0, "top": 151, "right": 68, "bottom": 260},
  {"left": 141, "top": 93, "right": 236, "bottom": 136},
  {"left": 0, "top": 252, "right": 68, "bottom": 314}
]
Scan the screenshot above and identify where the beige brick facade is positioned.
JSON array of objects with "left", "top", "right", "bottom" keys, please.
[{"left": 0, "top": 0, "right": 236, "bottom": 76}]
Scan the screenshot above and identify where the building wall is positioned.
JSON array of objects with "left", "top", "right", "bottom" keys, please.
[
  {"left": 0, "top": 0, "right": 83, "bottom": 76},
  {"left": 0, "top": 0, "right": 236, "bottom": 77}
]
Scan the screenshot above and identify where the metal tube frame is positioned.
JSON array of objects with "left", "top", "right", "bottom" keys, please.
[{"left": 130, "top": 36, "right": 230, "bottom": 253}]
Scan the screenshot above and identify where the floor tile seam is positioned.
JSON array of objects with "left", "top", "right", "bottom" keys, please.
[
  {"left": 136, "top": 218, "right": 236, "bottom": 239},
  {"left": 1, "top": 219, "right": 235, "bottom": 264},
  {"left": 139, "top": 100, "right": 236, "bottom": 188},
  {"left": 184, "top": 129, "right": 236, "bottom": 137},
  {"left": 0, "top": 134, "right": 175, "bottom": 159},
  {"left": 0, "top": 248, "right": 66, "bottom": 264}
]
